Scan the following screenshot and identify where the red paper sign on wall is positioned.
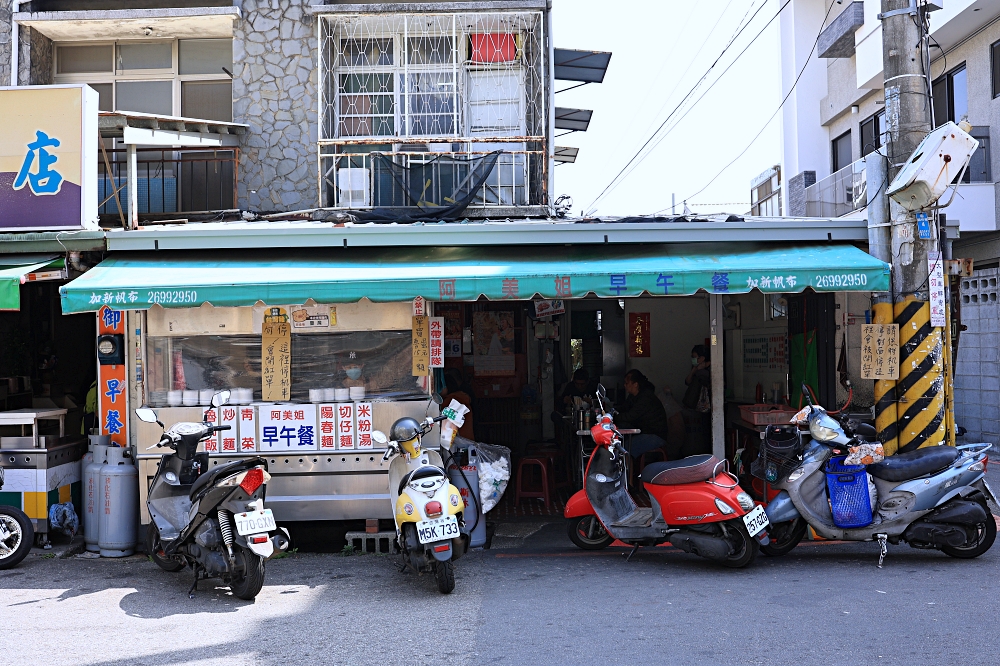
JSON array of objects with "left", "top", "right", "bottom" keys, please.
[{"left": 628, "top": 312, "right": 651, "bottom": 358}]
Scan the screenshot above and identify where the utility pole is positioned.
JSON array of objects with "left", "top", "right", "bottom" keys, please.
[{"left": 877, "top": 0, "right": 948, "bottom": 453}]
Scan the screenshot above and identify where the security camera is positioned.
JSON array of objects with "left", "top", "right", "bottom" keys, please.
[{"left": 886, "top": 121, "right": 979, "bottom": 211}]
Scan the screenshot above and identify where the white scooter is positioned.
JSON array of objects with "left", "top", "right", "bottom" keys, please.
[{"left": 375, "top": 407, "right": 470, "bottom": 594}]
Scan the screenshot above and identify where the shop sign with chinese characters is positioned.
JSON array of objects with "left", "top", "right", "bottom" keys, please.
[
  {"left": 628, "top": 312, "right": 651, "bottom": 358},
  {"left": 860, "top": 324, "right": 899, "bottom": 380},
  {"left": 257, "top": 405, "right": 317, "bottom": 451},
  {"left": 218, "top": 406, "right": 239, "bottom": 453},
  {"left": 356, "top": 403, "right": 373, "bottom": 449},
  {"left": 238, "top": 405, "right": 257, "bottom": 452},
  {"left": 412, "top": 316, "right": 430, "bottom": 376},
  {"left": 0, "top": 85, "right": 99, "bottom": 231},
  {"left": 336, "top": 403, "right": 356, "bottom": 450},
  {"left": 261, "top": 322, "right": 291, "bottom": 401},
  {"left": 429, "top": 317, "right": 444, "bottom": 368},
  {"left": 928, "top": 252, "right": 946, "bottom": 327},
  {"left": 97, "top": 306, "right": 127, "bottom": 447}
]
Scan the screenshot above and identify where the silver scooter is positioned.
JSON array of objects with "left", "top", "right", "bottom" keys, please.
[{"left": 757, "top": 387, "right": 997, "bottom": 566}]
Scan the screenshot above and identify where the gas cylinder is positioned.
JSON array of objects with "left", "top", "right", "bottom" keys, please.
[
  {"left": 84, "top": 441, "right": 109, "bottom": 553},
  {"left": 447, "top": 446, "right": 487, "bottom": 548},
  {"left": 98, "top": 447, "right": 138, "bottom": 557}
]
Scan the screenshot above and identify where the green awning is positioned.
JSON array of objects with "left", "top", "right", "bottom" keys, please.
[
  {"left": 59, "top": 243, "right": 889, "bottom": 314},
  {"left": 0, "top": 254, "right": 63, "bottom": 311}
]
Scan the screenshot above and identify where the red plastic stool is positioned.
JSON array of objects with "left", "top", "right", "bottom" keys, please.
[
  {"left": 527, "top": 449, "right": 571, "bottom": 490},
  {"left": 514, "top": 456, "right": 552, "bottom": 509}
]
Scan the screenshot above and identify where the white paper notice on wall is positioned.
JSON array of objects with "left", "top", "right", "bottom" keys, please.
[
  {"left": 238, "top": 405, "right": 257, "bottom": 452},
  {"left": 928, "top": 251, "right": 947, "bottom": 327},
  {"left": 336, "top": 403, "right": 356, "bottom": 450}
]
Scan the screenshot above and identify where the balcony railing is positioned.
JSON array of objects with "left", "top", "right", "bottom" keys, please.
[
  {"left": 805, "top": 158, "right": 867, "bottom": 218},
  {"left": 98, "top": 147, "right": 238, "bottom": 219},
  {"left": 320, "top": 148, "right": 543, "bottom": 210}
]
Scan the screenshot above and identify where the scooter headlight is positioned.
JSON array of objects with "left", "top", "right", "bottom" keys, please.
[
  {"left": 809, "top": 419, "right": 840, "bottom": 443},
  {"left": 714, "top": 498, "right": 736, "bottom": 515},
  {"left": 735, "top": 492, "right": 755, "bottom": 511}
]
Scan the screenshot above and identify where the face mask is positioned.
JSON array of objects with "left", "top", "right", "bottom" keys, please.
[
  {"left": 691, "top": 357, "right": 700, "bottom": 367},
  {"left": 345, "top": 367, "right": 362, "bottom": 380}
]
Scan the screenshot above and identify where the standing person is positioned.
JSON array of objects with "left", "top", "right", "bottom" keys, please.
[
  {"left": 616, "top": 370, "right": 671, "bottom": 459},
  {"left": 682, "top": 345, "right": 712, "bottom": 456},
  {"left": 442, "top": 369, "right": 475, "bottom": 440}
]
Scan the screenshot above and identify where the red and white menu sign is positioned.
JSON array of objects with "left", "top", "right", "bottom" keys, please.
[
  {"left": 202, "top": 408, "right": 219, "bottom": 453},
  {"left": 239, "top": 406, "right": 257, "bottom": 452},
  {"left": 429, "top": 316, "right": 444, "bottom": 368},
  {"left": 356, "top": 402, "right": 373, "bottom": 449},
  {"left": 219, "top": 405, "right": 239, "bottom": 452},
  {"left": 318, "top": 405, "right": 337, "bottom": 450},
  {"left": 336, "top": 403, "right": 355, "bottom": 450}
]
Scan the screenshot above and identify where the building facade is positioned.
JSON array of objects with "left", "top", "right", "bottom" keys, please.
[
  {"left": 772, "top": 0, "right": 1000, "bottom": 443},
  {"left": 2, "top": 0, "right": 555, "bottom": 218}
]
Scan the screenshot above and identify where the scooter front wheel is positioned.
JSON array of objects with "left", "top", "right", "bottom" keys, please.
[
  {"left": 435, "top": 559, "right": 455, "bottom": 594},
  {"left": 567, "top": 515, "right": 614, "bottom": 550},
  {"left": 720, "top": 519, "right": 759, "bottom": 569}
]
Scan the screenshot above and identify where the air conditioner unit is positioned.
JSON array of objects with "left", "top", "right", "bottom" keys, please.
[
  {"left": 337, "top": 167, "right": 370, "bottom": 208},
  {"left": 886, "top": 121, "right": 979, "bottom": 211}
]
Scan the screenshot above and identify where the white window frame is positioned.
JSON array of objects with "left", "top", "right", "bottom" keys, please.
[{"left": 52, "top": 39, "right": 232, "bottom": 120}]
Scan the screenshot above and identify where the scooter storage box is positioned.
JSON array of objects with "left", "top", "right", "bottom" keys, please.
[{"left": 825, "top": 456, "right": 873, "bottom": 528}]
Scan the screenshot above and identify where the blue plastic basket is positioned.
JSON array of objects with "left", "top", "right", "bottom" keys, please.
[{"left": 825, "top": 456, "right": 873, "bottom": 528}]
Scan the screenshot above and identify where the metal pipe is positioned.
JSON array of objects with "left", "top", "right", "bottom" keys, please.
[{"left": 10, "top": 1, "right": 22, "bottom": 86}]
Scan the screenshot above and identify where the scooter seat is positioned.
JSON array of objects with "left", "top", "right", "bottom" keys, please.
[
  {"left": 189, "top": 458, "right": 256, "bottom": 499},
  {"left": 867, "top": 445, "right": 961, "bottom": 482},
  {"left": 641, "top": 454, "right": 720, "bottom": 486},
  {"left": 398, "top": 465, "right": 446, "bottom": 496}
]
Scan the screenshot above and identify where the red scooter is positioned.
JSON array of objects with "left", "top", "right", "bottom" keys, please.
[{"left": 564, "top": 387, "right": 768, "bottom": 568}]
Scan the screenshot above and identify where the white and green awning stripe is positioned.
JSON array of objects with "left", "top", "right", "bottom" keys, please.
[
  {"left": 0, "top": 254, "right": 64, "bottom": 310},
  {"left": 59, "top": 243, "right": 889, "bottom": 314}
]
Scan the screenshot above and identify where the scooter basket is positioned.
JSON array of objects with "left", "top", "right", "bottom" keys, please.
[
  {"left": 750, "top": 425, "right": 803, "bottom": 484},
  {"left": 825, "top": 456, "right": 873, "bottom": 528}
]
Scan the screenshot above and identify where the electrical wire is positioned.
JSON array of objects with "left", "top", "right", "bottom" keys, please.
[
  {"left": 585, "top": 0, "right": 775, "bottom": 214},
  {"left": 681, "top": 0, "right": 838, "bottom": 205}
]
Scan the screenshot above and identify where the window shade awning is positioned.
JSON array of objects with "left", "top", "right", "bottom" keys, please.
[
  {"left": 58, "top": 244, "right": 889, "bottom": 314},
  {"left": 0, "top": 254, "right": 63, "bottom": 311}
]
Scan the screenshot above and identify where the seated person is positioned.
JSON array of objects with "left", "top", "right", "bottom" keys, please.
[
  {"left": 616, "top": 369, "right": 671, "bottom": 459},
  {"left": 561, "top": 368, "right": 593, "bottom": 407}
]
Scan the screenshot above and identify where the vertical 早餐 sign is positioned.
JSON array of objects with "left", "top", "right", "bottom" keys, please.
[
  {"left": 262, "top": 322, "right": 291, "bottom": 401},
  {"left": 860, "top": 324, "right": 899, "bottom": 380},
  {"left": 412, "top": 315, "right": 430, "bottom": 376},
  {"left": 97, "top": 306, "right": 127, "bottom": 447}
]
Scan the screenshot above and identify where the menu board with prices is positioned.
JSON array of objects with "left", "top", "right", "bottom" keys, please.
[{"left": 257, "top": 404, "right": 318, "bottom": 451}]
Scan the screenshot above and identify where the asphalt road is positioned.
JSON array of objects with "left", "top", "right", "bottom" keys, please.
[{"left": 4, "top": 516, "right": 1000, "bottom": 666}]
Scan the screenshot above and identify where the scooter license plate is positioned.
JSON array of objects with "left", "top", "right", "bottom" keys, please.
[
  {"left": 416, "top": 515, "right": 460, "bottom": 544},
  {"left": 234, "top": 508, "right": 276, "bottom": 537},
  {"left": 742, "top": 504, "right": 769, "bottom": 537}
]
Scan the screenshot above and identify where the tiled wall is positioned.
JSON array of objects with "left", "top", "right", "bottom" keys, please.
[{"left": 955, "top": 268, "right": 1000, "bottom": 444}]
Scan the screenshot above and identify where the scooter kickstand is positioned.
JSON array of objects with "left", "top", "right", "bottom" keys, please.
[
  {"left": 875, "top": 534, "right": 888, "bottom": 568},
  {"left": 625, "top": 544, "right": 640, "bottom": 562},
  {"left": 188, "top": 567, "right": 200, "bottom": 599}
]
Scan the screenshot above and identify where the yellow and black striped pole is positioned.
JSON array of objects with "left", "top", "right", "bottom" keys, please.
[
  {"left": 893, "top": 295, "right": 947, "bottom": 452},
  {"left": 872, "top": 299, "right": 900, "bottom": 455}
]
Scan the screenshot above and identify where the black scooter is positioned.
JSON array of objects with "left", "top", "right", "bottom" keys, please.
[{"left": 136, "top": 390, "right": 288, "bottom": 600}]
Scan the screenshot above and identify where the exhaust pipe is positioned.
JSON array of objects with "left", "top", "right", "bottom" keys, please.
[{"left": 669, "top": 532, "right": 732, "bottom": 561}]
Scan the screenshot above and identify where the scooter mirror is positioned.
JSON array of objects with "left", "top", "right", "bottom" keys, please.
[
  {"left": 431, "top": 392, "right": 444, "bottom": 406},
  {"left": 371, "top": 430, "right": 388, "bottom": 446},
  {"left": 596, "top": 384, "right": 607, "bottom": 399},
  {"left": 211, "top": 390, "right": 232, "bottom": 407},
  {"left": 135, "top": 408, "right": 158, "bottom": 424}
]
